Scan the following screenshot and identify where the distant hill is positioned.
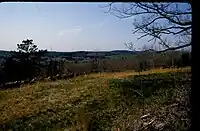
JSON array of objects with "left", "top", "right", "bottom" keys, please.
[
  {"left": 0, "top": 50, "right": 141, "bottom": 58},
  {"left": 0, "top": 49, "right": 186, "bottom": 60},
  {"left": 0, "top": 50, "right": 12, "bottom": 57},
  {"left": 110, "top": 50, "right": 141, "bottom": 54}
]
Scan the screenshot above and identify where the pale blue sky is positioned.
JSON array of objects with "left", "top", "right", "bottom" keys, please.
[{"left": 0, "top": 2, "right": 190, "bottom": 52}]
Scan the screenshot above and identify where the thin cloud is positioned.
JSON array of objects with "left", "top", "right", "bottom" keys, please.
[
  {"left": 98, "top": 19, "right": 108, "bottom": 27},
  {"left": 99, "top": 22, "right": 105, "bottom": 27},
  {"left": 58, "top": 26, "right": 83, "bottom": 36}
]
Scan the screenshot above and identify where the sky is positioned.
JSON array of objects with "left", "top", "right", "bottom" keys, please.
[{"left": 0, "top": 2, "right": 190, "bottom": 52}]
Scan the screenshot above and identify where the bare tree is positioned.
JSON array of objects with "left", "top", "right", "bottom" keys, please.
[
  {"left": 101, "top": 2, "right": 192, "bottom": 53},
  {"left": 125, "top": 42, "right": 136, "bottom": 51}
]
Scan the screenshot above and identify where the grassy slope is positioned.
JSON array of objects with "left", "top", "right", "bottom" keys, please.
[{"left": 0, "top": 67, "right": 191, "bottom": 131}]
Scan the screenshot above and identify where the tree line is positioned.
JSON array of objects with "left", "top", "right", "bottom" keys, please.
[{"left": 0, "top": 39, "right": 191, "bottom": 88}]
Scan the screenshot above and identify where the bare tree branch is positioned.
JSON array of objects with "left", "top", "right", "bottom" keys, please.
[
  {"left": 156, "top": 43, "right": 191, "bottom": 53},
  {"left": 99, "top": 2, "right": 115, "bottom": 13},
  {"left": 101, "top": 2, "right": 192, "bottom": 52}
]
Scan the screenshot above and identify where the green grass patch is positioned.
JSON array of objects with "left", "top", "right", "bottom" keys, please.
[{"left": 0, "top": 70, "right": 191, "bottom": 131}]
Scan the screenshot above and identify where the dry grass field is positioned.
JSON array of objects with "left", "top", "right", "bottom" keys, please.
[
  {"left": 0, "top": 67, "right": 191, "bottom": 131},
  {"left": 89, "top": 67, "right": 190, "bottom": 79}
]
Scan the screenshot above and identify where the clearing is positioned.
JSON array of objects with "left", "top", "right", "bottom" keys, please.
[{"left": 0, "top": 67, "right": 191, "bottom": 131}]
